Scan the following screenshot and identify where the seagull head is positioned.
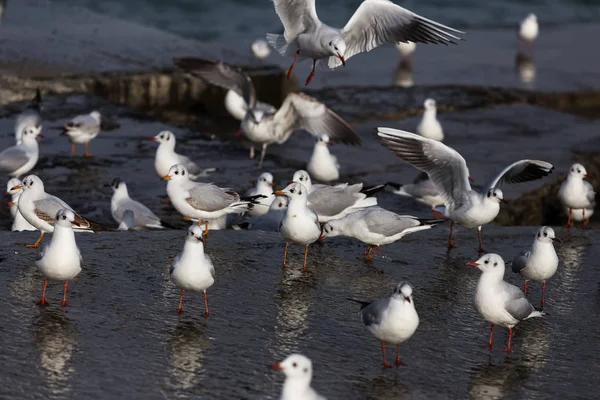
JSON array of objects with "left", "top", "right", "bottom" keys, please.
[
  {"left": 163, "top": 164, "right": 189, "bottom": 181},
  {"left": 90, "top": 111, "right": 102, "bottom": 123},
  {"left": 290, "top": 170, "right": 312, "bottom": 190},
  {"left": 274, "top": 182, "right": 308, "bottom": 201},
  {"left": 526, "top": 13, "right": 537, "bottom": 22},
  {"left": 317, "top": 134, "right": 332, "bottom": 146},
  {"left": 392, "top": 281, "right": 414, "bottom": 304},
  {"left": 257, "top": 172, "right": 274, "bottom": 188},
  {"left": 104, "top": 177, "right": 128, "bottom": 194},
  {"left": 320, "top": 220, "right": 341, "bottom": 239},
  {"left": 55, "top": 208, "right": 80, "bottom": 228},
  {"left": 485, "top": 188, "right": 506, "bottom": 204},
  {"left": 270, "top": 195, "right": 288, "bottom": 210},
  {"left": 536, "top": 226, "right": 560, "bottom": 244},
  {"left": 327, "top": 36, "right": 346, "bottom": 66},
  {"left": 187, "top": 225, "right": 205, "bottom": 244},
  {"left": 270, "top": 354, "right": 313, "bottom": 382},
  {"left": 568, "top": 163, "right": 589, "bottom": 179},
  {"left": 249, "top": 109, "right": 265, "bottom": 125},
  {"left": 423, "top": 98, "right": 437, "bottom": 111},
  {"left": 6, "top": 178, "right": 23, "bottom": 196},
  {"left": 151, "top": 130, "right": 176, "bottom": 148},
  {"left": 466, "top": 253, "right": 505, "bottom": 275},
  {"left": 21, "top": 125, "right": 42, "bottom": 143},
  {"left": 16, "top": 174, "right": 44, "bottom": 194}
]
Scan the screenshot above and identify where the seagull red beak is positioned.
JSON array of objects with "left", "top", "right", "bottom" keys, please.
[
  {"left": 466, "top": 261, "right": 479, "bottom": 268},
  {"left": 269, "top": 182, "right": 275, "bottom": 187},
  {"left": 404, "top": 296, "right": 411, "bottom": 303},
  {"left": 288, "top": 180, "right": 296, "bottom": 184},
  {"left": 552, "top": 237, "right": 562, "bottom": 243},
  {"left": 270, "top": 362, "right": 282, "bottom": 370},
  {"left": 149, "top": 137, "right": 157, "bottom": 141},
  {"left": 337, "top": 53, "right": 345, "bottom": 67},
  {"left": 585, "top": 173, "right": 591, "bottom": 178},
  {"left": 7, "top": 201, "right": 15, "bottom": 206},
  {"left": 468, "top": 176, "right": 474, "bottom": 182},
  {"left": 234, "top": 129, "right": 244, "bottom": 136},
  {"left": 10, "top": 185, "right": 22, "bottom": 191},
  {"left": 71, "top": 221, "right": 81, "bottom": 227},
  {"left": 327, "top": 141, "right": 333, "bottom": 146},
  {"left": 500, "top": 198, "right": 508, "bottom": 204}
]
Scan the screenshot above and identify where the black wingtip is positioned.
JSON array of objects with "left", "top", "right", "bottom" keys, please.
[
  {"left": 173, "top": 56, "right": 218, "bottom": 71},
  {"left": 159, "top": 219, "right": 178, "bottom": 230},
  {"left": 385, "top": 182, "right": 402, "bottom": 191},
  {"left": 241, "top": 194, "right": 267, "bottom": 205},
  {"left": 417, "top": 218, "right": 446, "bottom": 226},
  {"left": 347, "top": 298, "right": 371, "bottom": 310},
  {"left": 361, "top": 184, "right": 387, "bottom": 197}
]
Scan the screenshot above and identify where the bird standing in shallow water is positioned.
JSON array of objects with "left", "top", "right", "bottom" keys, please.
[
  {"left": 558, "top": 163, "right": 595, "bottom": 228},
  {"left": 170, "top": 225, "right": 215, "bottom": 316},
  {"left": 270, "top": 354, "right": 326, "bottom": 400},
  {"left": 35, "top": 209, "right": 82, "bottom": 307}
]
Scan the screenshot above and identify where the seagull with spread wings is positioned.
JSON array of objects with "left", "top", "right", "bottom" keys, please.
[
  {"left": 174, "top": 57, "right": 361, "bottom": 168},
  {"left": 377, "top": 128, "right": 554, "bottom": 252},
  {"left": 267, "top": 0, "right": 464, "bottom": 85}
]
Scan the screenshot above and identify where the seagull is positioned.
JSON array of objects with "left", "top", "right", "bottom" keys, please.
[
  {"left": 170, "top": 225, "right": 215, "bottom": 316},
  {"left": 251, "top": 38, "right": 272, "bottom": 60},
  {"left": 267, "top": 0, "right": 463, "bottom": 85},
  {"left": 416, "top": 99, "right": 444, "bottom": 142},
  {"left": 246, "top": 172, "right": 275, "bottom": 217},
  {"left": 306, "top": 134, "right": 340, "bottom": 183},
  {"left": 35, "top": 209, "right": 82, "bottom": 307},
  {"left": 322, "top": 207, "right": 442, "bottom": 260},
  {"left": 15, "top": 89, "right": 42, "bottom": 145},
  {"left": 247, "top": 195, "right": 289, "bottom": 231},
  {"left": 150, "top": 130, "right": 215, "bottom": 180},
  {"left": 11, "top": 175, "right": 108, "bottom": 248},
  {"left": 173, "top": 57, "right": 361, "bottom": 168},
  {"left": 0, "top": 125, "right": 42, "bottom": 178},
  {"left": 558, "top": 163, "right": 595, "bottom": 228},
  {"left": 6, "top": 178, "right": 36, "bottom": 231},
  {"left": 468, "top": 253, "right": 546, "bottom": 352},
  {"left": 61, "top": 111, "right": 101, "bottom": 157},
  {"left": 395, "top": 41, "right": 416, "bottom": 65},
  {"left": 511, "top": 226, "right": 560, "bottom": 307},
  {"left": 163, "top": 164, "right": 261, "bottom": 234},
  {"left": 274, "top": 182, "right": 322, "bottom": 270},
  {"left": 349, "top": 281, "right": 419, "bottom": 368},
  {"left": 270, "top": 354, "right": 326, "bottom": 400},
  {"left": 518, "top": 13, "right": 538, "bottom": 55},
  {"left": 385, "top": 179, "right": 445, "bottom": 216},
  {"left": 377, "top": 128, "right": 554, "bottom": 252},
  {"left": 105, "top": 178, "right": 172, "bottom": 230},
  {"left": 291, "top": 170, "right": 384, "bottom": 222}
]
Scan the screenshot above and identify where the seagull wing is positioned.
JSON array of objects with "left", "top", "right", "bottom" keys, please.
[
  {"left": 271, "top": 0, "right": 319, "bottom": 41},
  {"left": 486, "top": 159, "right": 554, "bottom": 191},
  {"left": 173, "top": 57, "right": 256, "bottom": 109},
  {"left": 273, "top": 93, "right": 361, "bottom": 145},
  {"left": 377, "top": 127, "right": 471, "bottom": 213},
  {"left": 330, "top": 0, "right": 463, "bottom": 68}
]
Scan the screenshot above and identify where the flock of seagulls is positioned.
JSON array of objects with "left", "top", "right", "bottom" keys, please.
[{"left": 0, "top": 0, "right": 589, "bottom": 397}]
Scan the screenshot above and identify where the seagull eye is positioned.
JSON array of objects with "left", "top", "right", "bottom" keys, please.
[
  {"left": 328, "top": 41, "right": 332, "bottom": 46},
  {"left": 182, "top": 170, "right": 185, "bottom": 176},
  {"left": 160, "top": 135, "right": 164, "bottom": 139},
  {"left": 334, "top": 46, "right": 338, "bottom": 50},
  {"left": 537, "top": 232, "right": 541, "bottom": 238},
  {"left": 299, "top": 190, "right": 302, "bottom": 195},
  {"left": 543, "top": 232, "right": 548, "bottom": 237},
  {"left": 577, "top": 169, "right": 580, "bottom": 173},
  {"left": 303, "top": 368, "right": 308, "bottom": 373},
  {"left": 487, "top": 192, "right": 491, "bottom": 198},
  {"left": 175, "top": 171, "right": 179, "bottom": 175},
  {"left": 493, "top": 262, "right": 498, "bottom": 266},
  {"left": 290, "top": 189, "right": 295, "bottom": 194},
  {"left": 484, "top": 260, "right": 489, "bottom": 264},
  {"left": 292, "top": 362, "right": 297, "bottom": 368},
  {"left": 166, "top": 135, "right": 170, "bottom": 141}
]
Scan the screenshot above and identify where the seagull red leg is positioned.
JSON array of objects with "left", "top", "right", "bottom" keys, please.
[
  {"left": 287, "top": 50, "right": 300, "bottom": 80},
  {"left": 26, "top": 232, "right": 45, "bottom": 248},
  {"left": 363, "top": 245, "right": 381, "bottom": 261},
  {"left": 203, "top": 290, "right": 209, "bottom": 317},
  {"left": 305, "top": 59, "right": 317, "bottom": 86},
  {"left": 541, "top": 281, "right": 546, "bottom": 307},
  {"left": 282, "top": 242, "right": 290, "bottom": 268},
  {"left": 504, "top": 327, "right": 513, "bottom": 352},
  {"left": 395, "top": 344, "right": 405, "bottom": 366},
  {"left": 302, "top": 245, "right": 309, "bottom": 270},
  {"left": 59, "top": 281, "right": 69, "bottom": 307},
  {"left": 477, "top": 226, "right": 485, "bottom": 253},
  {"left": 36, "top": 279, "right": 49, "bottom": 306},
  {"left": 448, "top": 221, "right": 456, "bottom": 248},
  {"left": 176, "top": 289, "right": 184, "bottom": 314},
  {"left": 523, "top": 280, "right": 528, "bottom": 295},
  {"left": 488, "top": 324, "right": 494, "bottom": 348},
  {"left": 381, "top": 342, "right": 391, "bottom": 368}
]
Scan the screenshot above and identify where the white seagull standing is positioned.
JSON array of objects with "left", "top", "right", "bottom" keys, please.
[
  {"left": 274, "top": 182, "right": 322, "bottom": 270},
  {"left": 267, "top": 0, "right": 463, "bottom": 85},
  {"left": 518, "top": 13, "right": 538, "bottom": 55},
  {"left": 173, "top": 57, "right": 361, "bottom": 168},
  {"left": 106, "top": 178, "right": 171, "bottom": 230},
  {"left": 306, "top": 134, "right": 340, "bottom": 183},
  {"left": 0, "top": 126, "right": 42, "bottom": 178},
  {"left": 270, "top": 354, "right": 326, "bottom": 400},
  {"left": 247, "top": 195, "right": 289, "bottom": 231},
  {"left": 321, "top": 207, "right": 442, "bottom": 260},
  {"left": 15, "top": 89, "right": 42, "bottom": 145},
  {"left": 416, "top": 99, "right": 444, "bottom": 142},
  {"left": 12, "top": 175, "right": 107, "bottom": 248},
  {"left": 163, "top": 164, "right": 260, "bottom": 234},
  {"left": 61, "top": 111, "right": 101, "bottom": 157},
  {"left": 349, "top": 281, "right": 419, "bottom": 368},
  {"left": 246, "top": 172, "right": 275, "bottom": 217},
  {"left": 290, "top": 170, "right": 383, "bottom": 222},
  {"left": 558, "top": 163, "right": 595, "bottom": 228},
  {"left": 35, "top": 209, "right": 82, "bottom": 307},
  {"left": 150, "top": 130, "right": 214, "bottom": 180},
  {"left": 511, "top": 226, "right": 560, "bottom": 307},
  {"left": 170, "top": 225, "right": 215, "bottom": 316},
  {"left": 377, "top": 128, "right": 554, "bottom": 252},
  {"left": 468, "top": 253, "right": 546, "bottom": 352},
  {"left": 6, "top": 178, "right": 36, "bottom": 231}
]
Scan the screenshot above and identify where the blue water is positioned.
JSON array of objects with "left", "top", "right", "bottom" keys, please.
[{"left": 57, "top": 0, "right": 600, "bottom": 42}]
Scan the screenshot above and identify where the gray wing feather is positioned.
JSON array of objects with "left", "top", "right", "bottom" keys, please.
[
  {"left": 0, "top": 147, "right": 29, "bottom": 172},
  {"left": 187, "top": 183, "right": 240, "bottom": 212},
  {"left": 177, "top": 154, "right": 202, "bottom": 177},
  {"left": 122, "top": 200, "right": 161, "bottom": 227},
  {"left": 360, "top": 298, "right": 390, "bottom": 327},
  {"left": 34, "top": 195, "right": 74, "bottom": 217},
  {"left": 377, "top": 127, "right": 471, "bottom": 212},
  {"left": 307, "top": 185, "right": 363, "bottom": 217},
  {"left": 362, "top": 208, "right": 423, "bottom": 237},
  {"left": 271, "top": 0, "right": 319, "bottom": 41},
  {"left": 330, "top": 0, "right": 463, "bottom": 68},
  {"left": 502, "top": 282, "right": 536, "bottom": 321},
  {"left": 511, "top": 251, "right": 530, "bottom": 273},
  {"left": 584, "top": 181, "right": 596, "bottom": 205},
  {"left": 273, "top": 93, "right": 361, "bottom": 145},
  {"left": 486, "top": 159, "right": 554, "bottom": 191},
  {"left": 173, "top": 57, "right": 256, "bottom": 109}
]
